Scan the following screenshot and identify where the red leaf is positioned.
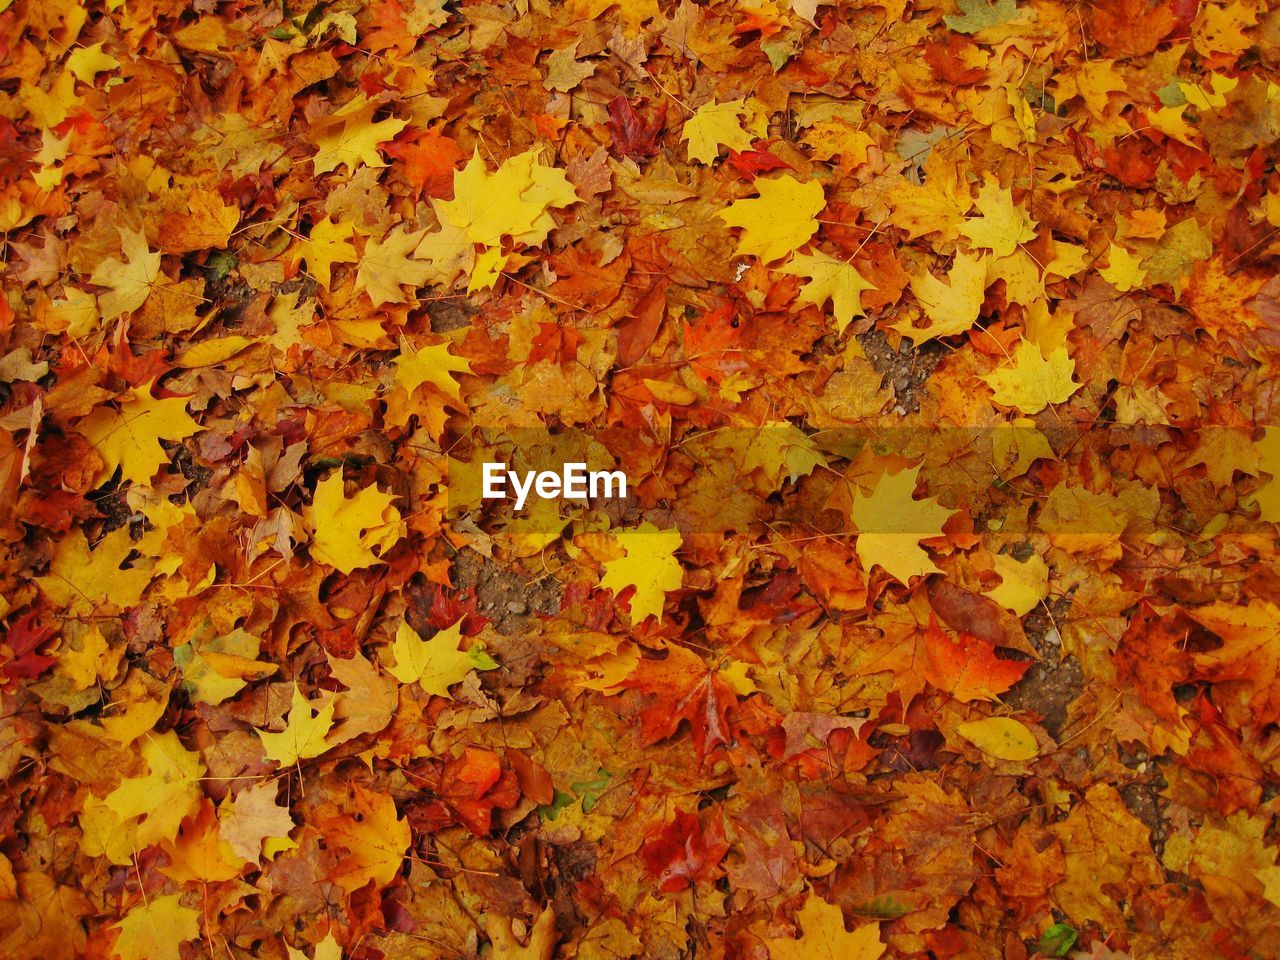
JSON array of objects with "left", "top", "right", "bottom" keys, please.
[
  {"left": 725, "top": 147, "right": 792, "bottom": 179},
  {"left": 922, "top": 618, "right": 1030, "bottom": 703},
  {"left": 1, "top": 613, "right": 57, "bottom": 686},
  {"left": 616, "top": 644, "right": 737, "bottom": 757},
  {"left": 640, "top": 809, "right": 729, "bottom": 892},
  {"left": 607, "top": 96, "right": 666, "bottom": 160}
]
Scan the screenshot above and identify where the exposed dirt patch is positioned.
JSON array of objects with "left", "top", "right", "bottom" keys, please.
[
  {"left": 857, "top": 329, "right": 944, "bottom": 413},
  {"left": 427, "top": 297, "right": 478, "bottom": 333},
  {"left": 452, "top": 549, "right": 563, "bottom": 635},
  {"left": 87, "top": 485, "right": 133, "bottom": 536},
  {"left": 1119, "top": 759, "right": 1170, "bottom": 856},
  {"left": 1004, "top": 597, "right": 1084, "bottom": 739}
]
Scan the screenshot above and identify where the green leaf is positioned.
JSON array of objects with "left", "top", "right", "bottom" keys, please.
[
  {"left": 850, "top": 895, "right": 911, "bottom": 920},
  {"left": 1038, "top": 923, "right": 1078, "bottom": 957},
  {"left": 945, "top": 0, "right": 1019, "bottom": 34}
]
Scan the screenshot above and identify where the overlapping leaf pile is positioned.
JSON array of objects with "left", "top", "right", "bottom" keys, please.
[{"left": 1, "top": 0, "right": 1279, "bottom": 958}]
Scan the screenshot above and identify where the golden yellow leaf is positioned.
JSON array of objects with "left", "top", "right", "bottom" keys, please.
[
  {"left": 110, "top": 894, "right": 200, "bottom": 960},
  {"left": 318, "top": 784, "right": 410, "bottom": 893},
  {"left": 257, "top": 683, "right": 336, "bottom": 767},
  {"left": 175, "top": 628, "right": 276, "bottom": 706},
  {"left": 682, "top": 99, "right": 754, "bottom": 164},
  {"left": 960, "top": 180, "right": 1037, "bottom": 257},
  {"left": 985, "top": 553, "right": 1049, "bottom": 616},
  {"left": 356, "top": 225, "right": 433, "bottom": 306},
  {"left": 901, "top": 250, "right": 989, "bottom": 340},
  {"left": 599, "top": 522, "right": 683, "bottom": 623},
  {"left": 957, "top": 717, "right": 1039, "bottom": 761},
  {"left": 765, "top": 889, "right": 884, "bottom": 960},
  {"left": 174, "top": 335, "right": 258, "bottom": 368},
  {"left": 780, "top": 250, "right": 877, "bottom": 333},
  {"left": 287, "top": 932, "right": 343, "bottom": 960},
  {"left": 982, "top": 341, "right": 1080, "bottom": 414},
  {"left": 1255, "top": 426, "right": 1280, "bottom": 523},
  {"left": 90, "top": 228, "right": 161, "bottom": 319},
  {"left": 75, "top": 383, "right": 201, "bottom": 486},
  {"left": 304, "top": 469, "right": 405, "bottom": 574},
  {"left": 311, "top": 96, "right": 408, "bottom": 175},
  {"left": 37, "top": 528, "right": 154, "bottom": 617},
  {"left": 78, "top": 731, "right": 205, "bottom": 864},
  {"left": 394, "top": 339, "right": 473, "bottom": 403},
  {"left": 850, "top": 464, "right": 954, "bottom": 583},
  {"left": 294, "top": 216, "right": 357, "bottom": 288},
  {"left": 1099, "top": 243, "right": 1148, "bottom": 292},
  {"left": 888, "top": 151, "right": 970, "bottom": 242},
  {"left": 437, "top": 148, "right": 579, "bottom": 249},
  {"left": 66, "top": 42, "right": 119, "bottom": 83},
  {"left": 387, "top": 620, "right": 496, "bottom": 699},
  {"left": 54, "top": 623, "right": 122, "bottom": 692},
  {"left": 717, "top": 174, "right": 826, "bottom": 264},
  {"left": 734, "top": 421, "right": 826, "bottom": 488}
]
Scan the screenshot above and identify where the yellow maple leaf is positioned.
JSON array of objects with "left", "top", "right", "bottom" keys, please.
[
  {"left": 257, "top": 683, "right": 336, "bottom": 767},
  {"left": 319, "top": 784, "right": 410, "bottom": 893},
  {"left": 90, "top": 228, "right": 161, "bottom": 319},
  {"left": 175, "top": 628, "right": 277, "bottom": 706},
  {"left": 287, "top": 932, "right": 343, "bottom": 960},
  {"left": 888, "top": 150, "right": 971, "bottom": 242},
  {"left": 1149, "top": 104, "right": 1201, "bottom": 147},
  {"left": 267, "top": 290, "right": 315, "bottom": 354},
  {"left": 599, "top": 521, "right": 683, "bottom": 623},
  {"left": 765, "top": 889, "right": 884, "bottom": 960},
  {"left": 49, "top": 286, "right": 101, "bottom": 338},
  {"left": 295, "top": 215, "right": 357, "bottom": 288},
  {"left": 101, "top": 668, "right": 170, "bottom": 743},
  {"left": 78, "top": 730, "right": 205, "bottom": 864},
  {"left": 900, "top": 250, "right": 989, "bottom": 340},
  {"left": 1099, "top": 243, "right": 1147, "bottom": 292},
  {"left": 66, "top": 42, "right": 120, "bottom": 83},
  {"left": 1192, "top": 0, "right": 1259, "bottom": 57},
  {"left": 32, "top": 129, "right": 71, "bottom": 190},
  {"left": 387, "top": 620, "right": 497, "bottom": 698},
  {"left": 733, "top": 422, "right": 826, "bottom": 488},
  {"left": 304, "top": 469, "right": 405, "bottom": 574},
  {"left": 806, "top": 123, "right": 875, "bottom": 174},
  {"left": 467, "top": 245, "right": 507, "bottom": 292},
  {"left": 54, "top": 622, "right": 123, "bottom": 692},
  {"left": 960, "top": 180, "right": 1037, "bottom": 257},
  {"left": 110, "top": 894, "right": 200, "bottom": 960},
  {"left": 356, "top": 224, "right": 433, "bottom": 306},
  {"left": 413, "top": 210, "right": 475, "bottom": 287},
  {"left": 1255, "top": 426, "right": 1280, "bottom": 523},
  {"left": 437, "top": 148, "right": 578, "bottom": 249},
  {"left": 957, "top": 717, "right": 1039, "bottom": 761},
  {"left": 682, "top": 99, "right": 754, "bottom": 164},
  {"left": 75, "top": 382, "right": 201, "bottom": 486},
  {"left": 982, "top": 341, "right": 1080, "bottom": 414},
  {"left": 718, "top": 174, "right": 826, "bottom": 264},
  {"left": 393, "top": 338, "right": 472, "bottom": 402},
  {"left": 850, "top": 464, "right": 954, "bottom": 583},
  {"left": 985, "top": 553, "right": 1049, "bottom": 616},
  {"left": 311, "top": 96, "right": 408, "bottom": 175},
  {"left": 37, "top": 527, "right": 154, "bottom": 615},
  {"left": 1183, "top": 426, "right": 1260, "bottom": 490},
  {"left": 780, "top": 250, "right": 877, "bottom": 333}
]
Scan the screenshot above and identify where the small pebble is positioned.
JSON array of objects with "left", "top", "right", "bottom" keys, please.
[{"left": 505, "top": 600, "right": 528, "bottom": 614}]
